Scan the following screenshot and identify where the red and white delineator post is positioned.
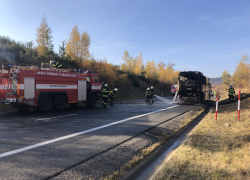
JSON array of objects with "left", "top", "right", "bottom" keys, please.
[
  {"left": 215, "top": 91, "right": 219, "bottom": 121},
  {"left": 238, "top": 90, "right": 240, "bottom": 121}
]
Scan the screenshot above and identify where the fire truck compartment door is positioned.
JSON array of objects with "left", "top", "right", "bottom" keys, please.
[
  {"left": 78, "top": 80, "right": 86, "bottom": 101},
  {"left": 24, "top": 77, "right": 35, "bottom": 99}
]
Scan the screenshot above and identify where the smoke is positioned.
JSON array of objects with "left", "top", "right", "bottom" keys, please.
[{"left": 0, "top": 46, "right": 16, "bottom": 64}]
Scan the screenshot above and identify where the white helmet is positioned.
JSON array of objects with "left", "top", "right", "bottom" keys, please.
[
  {"left": 147, "top": 88, "right": 150, "bottom": 90},
  {"left": 114, "top": 88, "right": 118, "bottom": 91},
  {"left": 105, "top": 84, "right": 108, "bottom": 87},
  {"left": 151, "top": 86, "right": 153, "bottom": 89}
]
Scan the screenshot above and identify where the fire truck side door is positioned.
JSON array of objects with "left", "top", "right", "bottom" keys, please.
[
  {"left": 78, "top": 80, "right": 86, "bottom": 101},
  {"left": 24, "top": 77, "right": 35, "bottom": 99}
]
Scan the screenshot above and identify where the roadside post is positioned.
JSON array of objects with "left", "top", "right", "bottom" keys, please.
[
  {"left": 215, "top": 91, "right": 219, "bottom": 121},
  {"left": 238, "top": 90, "right": 240, "bottom": 121}
]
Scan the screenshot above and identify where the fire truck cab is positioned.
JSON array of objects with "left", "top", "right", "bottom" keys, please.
[{"left": 0, "top": 63, "right": 102, "bottom": 112}]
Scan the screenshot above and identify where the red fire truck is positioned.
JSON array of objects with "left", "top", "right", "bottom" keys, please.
[
  {"left": 171, "top": 84, "right": 178, "bottom": 96},
  {"left": 0, "top": 63, "right": 102, "bottom": 112}
]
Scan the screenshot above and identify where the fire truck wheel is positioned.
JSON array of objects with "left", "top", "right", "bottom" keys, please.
[
  {"left": 87, "top": 94, "right": 97, "bottom": 107},
  {"left": 16, "top": 105, "right": 31, "bottom": 111},
  {"left": 38, "top": 95, "right": 52, "bottom": 112},
  {"left": 53, "top": 94, "right": 67, "bottom": 111}
]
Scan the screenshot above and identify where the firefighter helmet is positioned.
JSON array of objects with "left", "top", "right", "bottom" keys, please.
[
  {"left": 114, "top": 88, "right": 118, "bottom": 91},
  {"left": 230, "top": 85, "right": 233, "bottom": 88},
  {"left": 151, "top": 86, "right": 153, "bottom": 89},
  {"left": 105, "top": 84, "right": 108, "bottom": 87},
  {"left": 147, "top": 88, "right": 150, "bottom": 90}
]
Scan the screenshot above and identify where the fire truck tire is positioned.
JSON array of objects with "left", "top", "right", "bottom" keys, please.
[
  {"left": 38, "top": 95, "right": 52, "bottom": 112},
  {"left": 87, "top": 94, "right": 97, "bottom": 107},
  {"left": 16, "top": 105, "right": 31, "bottom": 111},
  {"left": 53, "top": 94, "right": 67, "bottom": 111}
]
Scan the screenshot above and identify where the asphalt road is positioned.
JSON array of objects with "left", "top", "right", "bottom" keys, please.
[{"left": 0, "top": 97, "right": 196, "bottom": 179}]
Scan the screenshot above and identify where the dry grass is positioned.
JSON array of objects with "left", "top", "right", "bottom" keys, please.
[
  {"left": 212, "top": 84, "right": 250, "bottom": 101},
  {"left": 104, "top": 108, "right": 206, "bottom": 180},
  {"left": 154, "top": 93, "right": 250, "bottom": 179}
]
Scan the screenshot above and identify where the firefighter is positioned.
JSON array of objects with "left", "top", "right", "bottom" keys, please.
[
  {"left": 101, "top": 84, "right": 109, "bottom": 108},
  {"left": 145, "top": 88, "right": 150, "bottom": 102},
  {"left": 109, "top": 88, "right": 118, "bottom": 105},
  {"left": 109, "top": 89, "right": 115, "bottom": 105},
  {"left": 113, "top": 88, "right": 118, "bottom": 99},
  {"left": 52, "top": 61, "right": 62, "bottom": 68},
  {"left": 150, "top": 86, "right": 154, "bottom": 102},
  {"left": 228, "top": 85, "right": 235, "bottom": 102}
]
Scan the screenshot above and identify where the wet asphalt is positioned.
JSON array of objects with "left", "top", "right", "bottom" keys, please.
[{"left": 0, "top": 97, "right": 196, "bottom": 179}]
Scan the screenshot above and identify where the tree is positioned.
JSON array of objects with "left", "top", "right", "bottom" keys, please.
[
  {"left": 221, "top": 70, "right": 231, "bottom": 87},
  {"left": 233, "top": 55, "right": 250, "bottom": 87},
  {"left": 157, "top": 61, "right": 166, "bottom": 83},
  {"left": 19, "top": 41, "right": 38, "bottom": 64},
  {"left": 145, "top": 60, "right": 157, "bottom": 79},
  {"left": 36, "top": 15, "right": 53, "bottom": 57},
  {"left": 59, "top": 40, "right": 66, "bottom": 57},
  {"left": 134, "top": 52, "right": 143, "bottom": 75},
  {"left": 65, "top": 25, "right": 90, "bottom": 63}
]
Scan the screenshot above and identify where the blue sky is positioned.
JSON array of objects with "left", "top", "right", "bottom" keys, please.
[{"left": 1, "top": 0, "right": 250, "bottom": 78}]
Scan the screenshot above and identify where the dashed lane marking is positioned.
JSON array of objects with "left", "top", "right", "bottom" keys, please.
[{"left": 0, "top": 105, "right": 179, "bottom": 159}]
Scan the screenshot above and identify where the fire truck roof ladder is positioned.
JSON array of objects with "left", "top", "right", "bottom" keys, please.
[{"left": 5, "top": 70, "right": 13, "bottom": 104}]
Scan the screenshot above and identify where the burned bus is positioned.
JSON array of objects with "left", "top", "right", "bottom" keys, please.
[{"left": 178, "top": 71, "right": 211, "bottom": 102}]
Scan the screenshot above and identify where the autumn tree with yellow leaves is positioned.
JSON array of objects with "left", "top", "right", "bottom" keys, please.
[
  {"left": 36, "top": 15, "right": 53, "bottom": 57},
  {"left": 65, "top": 25, "right": 90, "bottom": 63},
  {"left": 233, "top": 55, "right": 250, "bottom": 87},
  {"left": 134, "top": 52, "right": 143, "bottom": 75},
  {"left": 121, "top": 51, "right": 144, "bottom": 75}
]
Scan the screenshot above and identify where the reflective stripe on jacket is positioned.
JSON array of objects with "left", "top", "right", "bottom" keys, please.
[
  {"left": 228, "top": 88, "right": 235, "bottom": 95},
  {"left": 101, "top": 87, "right": 109, "bottom": 97},
  {"left": 109, "top": 90, "right": 114, "bottom": 97}
]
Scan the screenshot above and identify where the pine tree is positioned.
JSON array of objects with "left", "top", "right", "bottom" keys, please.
[{"left": 59, "top": 41, "right": 66, "bottom": 57}]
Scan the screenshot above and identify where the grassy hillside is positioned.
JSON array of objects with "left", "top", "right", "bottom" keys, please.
[{"left": 112, "top": 76, "right": 173, "bottom": 101}]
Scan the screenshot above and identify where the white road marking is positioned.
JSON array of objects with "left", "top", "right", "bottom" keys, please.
[
  {"left": 0, "top": 105, "right": 179, "bottom": 159},
  {"left": 34, "top": 114, "right": 78, "bottom": 121}
]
